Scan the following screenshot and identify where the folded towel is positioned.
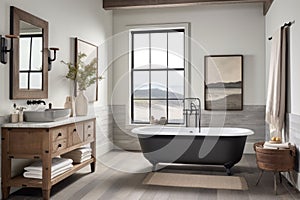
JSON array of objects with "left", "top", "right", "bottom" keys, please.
[
  {"left": 24, "top": 158, "right": 73, "bottom": 172},
  {"left": 61, "top": 152, "right": 92, "bottom": 159},
  {"left": 262, "top": 146, "right": 278, "bottom": 150},
  {"left": 62, "top": 147, "right": 92, "bottom": 157},
  {"left": 72, "top": 155, "right": 92, "bottom": 164},
  {"left": 24, "top": 164, "right": 73, "bottom": 179},
  {"left": 264, "top": 142, "right": 290, "bottom": 149}
]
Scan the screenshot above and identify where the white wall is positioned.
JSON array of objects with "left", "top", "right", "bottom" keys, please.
[
  {"left": 265, "top": 0, "right": 300, "bottom": 190},
  {"left": 112, "top": 3, "right": 266, "bottom": 114},
  {"left": 0, "top": 0, "right": 112, "bottom": 113},
  {"left": 0, "top": 0, "right": 112, "bottom": 186},
  {"left": 266, "top": 0, "right": 300, "bottom": 115}
]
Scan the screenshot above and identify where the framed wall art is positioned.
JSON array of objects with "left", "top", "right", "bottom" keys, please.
[
  {"left": 204, "top": 55, "right": 243, "bottom": 110},
  {"left": 75, "top": 37, "right": 99, "bottom": 102}
]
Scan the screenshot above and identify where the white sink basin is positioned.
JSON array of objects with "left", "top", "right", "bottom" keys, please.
[{"left": 24, "top": 109, "right": 71, "bottom": 122}]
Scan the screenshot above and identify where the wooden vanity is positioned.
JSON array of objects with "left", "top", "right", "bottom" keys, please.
[{"left": 1, "top": 116, "right": 96, "bottom": 200}]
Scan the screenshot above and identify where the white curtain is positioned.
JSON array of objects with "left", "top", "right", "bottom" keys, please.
[{"left": 266, "top": 26, "right": 288, "bottom": 139}]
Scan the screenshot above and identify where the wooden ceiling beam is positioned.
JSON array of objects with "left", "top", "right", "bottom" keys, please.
[{"left": 103, "top": 0, "right": 274, "bottom": 15}]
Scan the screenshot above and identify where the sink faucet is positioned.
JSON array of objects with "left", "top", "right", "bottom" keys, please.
[
  {"left": 183, "top": 98, "right": 201, "bottom": 132},
  {"left": 27, "top": 100, "right": 46, "bottom": 105}
]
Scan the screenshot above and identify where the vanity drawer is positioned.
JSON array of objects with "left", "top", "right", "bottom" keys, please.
[
  {"left": 84, "top": 120, "right": 94, "bottom": 141},
  {"left": 68, "top": 123, "right": 84, "bottom": 146},
  {"left": 51, "top": 127, "right": 67, "bottom": 142},
  {"left": 52, "top": 139, "right": 67, "bottom": 154},
  {"left": 6, "top": 129, "right": 46, "bottom": 155}
]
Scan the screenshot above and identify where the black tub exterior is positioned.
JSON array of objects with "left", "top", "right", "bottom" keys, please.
[{"left": 138, "top": 135, "right": 247, "bottom": 175}]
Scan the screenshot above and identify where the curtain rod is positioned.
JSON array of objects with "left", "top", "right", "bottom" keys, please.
[{"left": 268, "top": 20, "right": 295, "bottom": 40}]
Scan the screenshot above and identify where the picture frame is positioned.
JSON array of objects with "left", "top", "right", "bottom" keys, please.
[
  {"left": 204, "top": 55, "right": 243, "bottom": 110},
  {"left": 74, "top": 37, "right": 98, "bottom": 102}
]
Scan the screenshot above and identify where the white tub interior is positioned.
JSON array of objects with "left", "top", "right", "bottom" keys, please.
[{"left": 132, "top": 126, "right": 254, "bottom": 136}]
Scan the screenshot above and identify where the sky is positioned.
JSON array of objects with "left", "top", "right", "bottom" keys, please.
[{"left": 205, "top": 56, "right": 242, "bottom": 84}]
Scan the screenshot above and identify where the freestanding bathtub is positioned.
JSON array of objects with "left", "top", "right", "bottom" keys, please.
[{"left": 132, "top": 126, "right": 254, "bottom": 175}]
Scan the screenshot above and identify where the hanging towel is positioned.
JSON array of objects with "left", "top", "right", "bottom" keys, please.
[{"left": 266, "top": 26, "right": 288, "bottom": 138}]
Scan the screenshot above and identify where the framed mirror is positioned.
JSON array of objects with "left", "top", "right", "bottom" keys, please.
[{"left": 10, "top": 6, "right": 48, "bottom": 99}]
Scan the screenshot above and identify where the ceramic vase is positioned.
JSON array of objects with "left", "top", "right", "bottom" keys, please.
[{"left": 75, "top": 91, "right": 88, "bottom": 116}]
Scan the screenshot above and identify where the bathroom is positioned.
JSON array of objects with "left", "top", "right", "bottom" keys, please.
[{"left": 0, "top": 0, "right": 300, "bottom": 199}]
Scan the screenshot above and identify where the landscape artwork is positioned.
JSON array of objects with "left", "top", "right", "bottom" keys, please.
[{"left": 204, "top": 55, "right": 243, "bottom": 110}]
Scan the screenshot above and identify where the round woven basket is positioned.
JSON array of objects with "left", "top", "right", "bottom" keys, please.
[{"left": 253, "top": 142, "right": 296, "bottom": 172}]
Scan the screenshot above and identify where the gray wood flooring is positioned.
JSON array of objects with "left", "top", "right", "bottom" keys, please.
[{"left": 7, "top": 151, "right": 300, "bottom": 200}]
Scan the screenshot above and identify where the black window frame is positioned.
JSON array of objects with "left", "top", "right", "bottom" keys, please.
[
  {"left": 131, "top": 29, "right": 185, "bottom": 124},
  {"left": 19, "top": 34, "right": 43, "bottom": 90}
]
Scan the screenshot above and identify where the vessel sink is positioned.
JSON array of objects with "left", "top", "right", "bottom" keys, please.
[{"left": 24, "top": 108, "right": 71, "bottom": 122}]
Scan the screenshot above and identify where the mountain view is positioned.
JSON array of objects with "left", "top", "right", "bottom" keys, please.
[
  {"left": 134, "top": 88, "right": 184, "bottom": 99},
  {"left": 206, "top": 81, "right": 242, "bottom": 88}
]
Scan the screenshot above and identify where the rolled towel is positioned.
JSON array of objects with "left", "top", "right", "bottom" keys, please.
[
  {"left": 24, "top": 157, "right": 73, "bottom": 172},
  {"left": 263, "top": 142, "right": 290, "bottom": 149}
]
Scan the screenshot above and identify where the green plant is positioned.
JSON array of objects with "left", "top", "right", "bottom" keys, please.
[{"left": 61, "top": 52, "right": 103, "bottom": 91}]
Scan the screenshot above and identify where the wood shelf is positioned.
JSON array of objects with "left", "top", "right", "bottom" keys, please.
[{"left": 8, "top": 158, "right": 95, "bottom": 188}]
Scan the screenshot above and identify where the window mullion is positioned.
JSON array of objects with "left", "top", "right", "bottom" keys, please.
[
  {"left": 131, "top": 33, "right": 134, "bottom": 123},
  {"left": 28, "top": 37, "right": 33, "bottom": 90},
  {"left": 166, "top": 32, "right": 169, "bottom": 124},
  {"left": 148, "top": 33, "right": 151, "bottom": 123}
]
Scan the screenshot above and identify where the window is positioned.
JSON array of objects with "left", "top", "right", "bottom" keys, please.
[
  {"left": 131, "top": 29, "right": 185, "bottom": 124},
  {"left": 19, "top": 34, "right": 43, "bottom": 90}
]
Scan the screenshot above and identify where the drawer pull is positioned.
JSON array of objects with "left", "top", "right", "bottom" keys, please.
[
  {"left": 73, "top": 128, "right": 77, "bottom": 132},
  {"left": 88, "top": 125, "right": 91, "bottom": 129},
  {"left": 58, "top": 144, "right": 62, "bottom": 148},
  {"left": 88, "top": 134, "right": 91, "bottom": 137},
  {"left": 58, "top": 132, "right": 62, "bottom": 137}
]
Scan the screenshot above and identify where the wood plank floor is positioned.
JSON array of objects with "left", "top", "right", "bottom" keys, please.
[{"left": 7, "top": 151, "right": 300, "bottom": 200}]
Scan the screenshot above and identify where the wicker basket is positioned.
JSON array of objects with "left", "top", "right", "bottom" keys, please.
[{"left": 253, "top": 142, "right": 296, "bottom": 172}]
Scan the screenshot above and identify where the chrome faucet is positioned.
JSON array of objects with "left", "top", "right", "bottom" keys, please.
[{"left": 183, "top": 98, "right": 201, "bottom": 132}]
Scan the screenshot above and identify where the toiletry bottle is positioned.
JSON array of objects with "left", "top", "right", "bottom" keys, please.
[
  {"left": 17, "top": 106, "right": 26, "bottom": 123},
  {"left": 11, "top": 103, "right": 19, "bottom": 123},
  {"left": 64, "top": 96, "right": 75, "bottom": 117},
  {"left": 19, "top": 110, "right": 24, "bottom": 122}
]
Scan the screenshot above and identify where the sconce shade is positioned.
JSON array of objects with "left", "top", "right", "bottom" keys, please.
[
  {"left": 48, "top": 47, "right": 59, "bottom": 71},
  {"left": 0, "top": 35, "right": 8, "bottom": 64},
  {"left": 0, "top": 34, "right": 18, "bottom": 64}
]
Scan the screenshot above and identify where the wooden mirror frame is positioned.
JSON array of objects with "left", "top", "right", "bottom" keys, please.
[{"left": 10, "top": 6, "right": 49, "bottom": 99}]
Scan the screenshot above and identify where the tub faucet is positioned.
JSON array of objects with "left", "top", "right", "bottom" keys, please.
[
  {"left": 183, "top": 98, "right": 201, "bottom": 132},
  {"left": 190, "top": 102, "right": 197, "bottom": 115}
]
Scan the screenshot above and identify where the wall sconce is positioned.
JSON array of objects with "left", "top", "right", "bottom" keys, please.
[
  {"left": 0, "top": 34, "right": 18, "bottom": 64},
  {"left": 48, "top": 47, "right": 59, "bottom": 71}
]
